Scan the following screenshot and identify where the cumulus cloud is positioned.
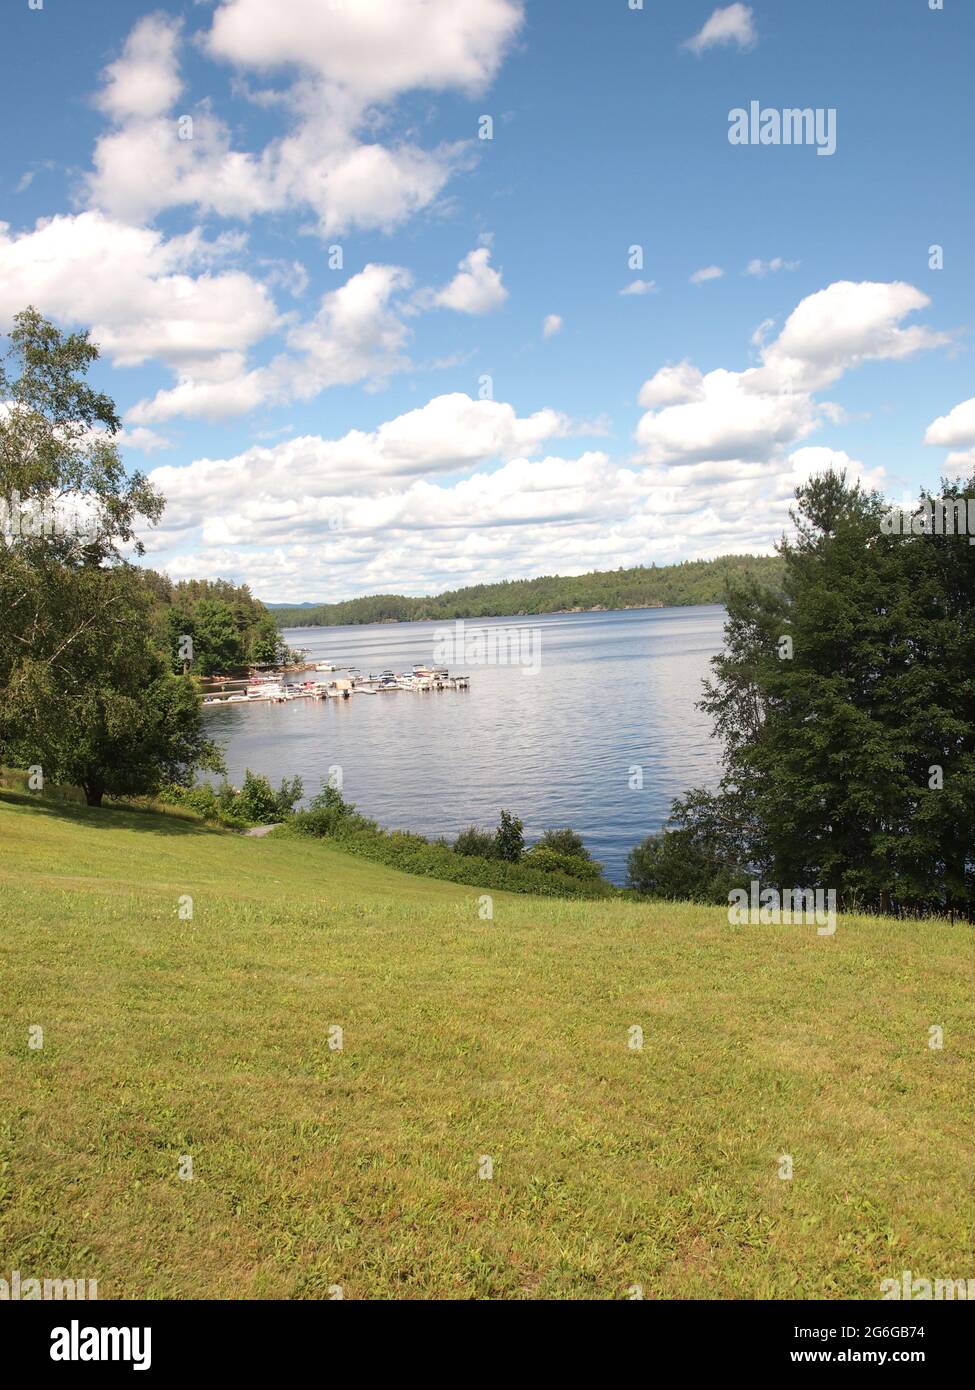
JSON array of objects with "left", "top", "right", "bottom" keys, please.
[
  {"left": 924, "top": 396, "right": 975, "bottom": 449},
  {"left": 542, "top": 314, "right": 563, "bottom": 338},
  {"left": 638, "top": 361, "right": 706, "bottom": 409},
  {"left": 87, "top": 1, "right": 521, "bottom": 238},
  {"left": 620, "top": 279, "right": 657, "bottom": 297},
  {"left": 690, "top": 265, "right": 724, "bottom": 285},
  {"left": 433, "top": 246, "right": 508, "bottom": 315},
  {"left": 636, "top": 280, "right": 947, "bottom": 469},
  {"left": 0, "top": 211, "right": 277, "bottom": 371},
  {"left": 145, "top": 392, "right": 568, "bottom": 541},
  {"left": 129, "top": 262, "right": 415, "bottom": 423},
  {"left": 95, "top": 12, "right": 184, "bottom": 121},
  {"left": 754, "top": 280, "right": 949, "bottom": 394},
  {"left": 684, "top": 4, "right": 756, "bottom": 56}
]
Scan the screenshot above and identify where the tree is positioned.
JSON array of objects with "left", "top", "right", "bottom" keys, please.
[
  {"left": 191, "top": 598, "right": 244, "bottom": 675},
  {"left": 494, "top": 809, "right": 524, "bottom": 863},
  {"left": 0, "top": 308, "right": 221, "bottom": 804},
  {"left": 249, "top": 611, "right": 281, "bottom": 666},
  {"left": 662, "top": 467, "right": 975, "bottom": 917},
  {"left": 3, "top": 562, "right": 222, "bottom": 806}
]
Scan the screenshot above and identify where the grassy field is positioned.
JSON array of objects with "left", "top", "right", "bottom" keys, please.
[{"left": 1, "top": 791, "right": 973, "bottom": 1300}]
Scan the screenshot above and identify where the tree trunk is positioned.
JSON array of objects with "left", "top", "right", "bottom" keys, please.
[{"left": 84, "top": 783, "right": 104, "bottom": 808}]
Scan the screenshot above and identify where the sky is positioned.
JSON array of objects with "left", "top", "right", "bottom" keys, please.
[{"left": 1, "top": 0, "right": 972, "bottom": 603}]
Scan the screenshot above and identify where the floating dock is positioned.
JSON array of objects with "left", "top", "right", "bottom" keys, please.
[{"left": 202, "top": 665, "right": 470, "bottom": 708}]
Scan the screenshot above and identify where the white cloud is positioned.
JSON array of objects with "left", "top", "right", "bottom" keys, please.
[
  {"left": 88, "top": 2, "right": 521, "bottom": 238},
  {"left": 129, "top": 262, "right": 415, "bottom": 423},
  {"left": 206, "top": 0, "right": 524, "bottom": 103},
  {"left": 745, "top": 257, "right": 800, "bottom": 277},
  {"left": 690, "top": 265, "right": 725, "bottom": 285},
  {"left": 636, "top": 280, "right": 947, "bottom": 469},
  {"left": 755, "top": 280, "right": 949, "bottom": 394},
  {"left": 924, "top": 396, "right": 975, "bottom": 449},
  {"left": 145, "top": 391, "right": 568, "bottom": 543},
  {"left": 542, "top": 314, "right": 563, "bottom": 339},
  {"left": 637, "top": 367, "right": 817, "bottom": 466},
  {"left": 95, "top": 13, "right": 184, "bottom": 121},
  {"left": 684, "top": 4, "right": 756, "bottom": 56},
  {"left": 118, "top": 426, "right": 173, "bottom": 455},
  {"left": 638, "top": 361, "right": 706, "bottom": 409},
  {"left": 620, "top": 279, "right": 657, "bottom": 297},
  {"left": 433, "top": 246, "right": 508, "bottom": 315},
  {"left": 0, "top": 211, "right": 277, "bottom": 372}
]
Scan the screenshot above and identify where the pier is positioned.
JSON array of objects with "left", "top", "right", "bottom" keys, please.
[{"left": 202, "top": 664, "right": 470, "bottom": 708}]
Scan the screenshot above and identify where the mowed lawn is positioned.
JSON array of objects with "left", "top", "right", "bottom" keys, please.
[{"left": 1, "top": 793, "right": 973, "bottom": 1300}]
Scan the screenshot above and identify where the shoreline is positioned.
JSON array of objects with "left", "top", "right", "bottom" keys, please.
[{"left": 278, "top": 599, "right": 726, "bottom": 631}]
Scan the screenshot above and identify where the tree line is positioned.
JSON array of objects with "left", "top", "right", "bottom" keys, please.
[{"left": 270, "top": 554, "right": 785, "bottom": 629}]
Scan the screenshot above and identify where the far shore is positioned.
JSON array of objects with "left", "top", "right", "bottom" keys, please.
[{"left": 277, "top": 599, "right": 731, "bottom": 630}]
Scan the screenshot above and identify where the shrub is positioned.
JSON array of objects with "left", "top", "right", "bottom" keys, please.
[
  {"left": 280, "top": 803, "right": 614, "bottom": 901},
  {"left": 154, "top": 769, "right": 303, "bottom": 828},
  {"left": 454, "top": 825, "right": 497, "bottom": 858},
  {"left": 626, "top": 829, "right": 743, "bottom": 904},
  {"left": 539, "top": 827, "right": 591, "bottom": 860},
  {"left": 288, "top": 783, "right": 377, "bottom": 839},
  {"left": 234, "top": 770, "right": 280, "bottom": 824},
  {"left": 494, "top": 809, "right": 524, "bottom": 863},
  {"left": 523, "top": 844, "right": 603, "bottom": 882}
]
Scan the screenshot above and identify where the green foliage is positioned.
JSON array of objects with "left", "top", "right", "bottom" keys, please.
[
  {"left": 270, "top": 554, "right": 785, "bottom": 628},
  {"left": 523, "top": 844, "right": 603, "bottom": 881},
  {"left": 454, "top": 825, "right": 497, "bottom": 858},
  {"left": 494, "top": 809, "right": 524, "bottom": 863},
  {"left": 285, "top": 791, "right": 612, "bottom": 899},
  {"left": 538, "top": 827, "right": 591, "bottom": 860},
  {"left": 158, "top": 769, "right": 304, "bottom": 827},
  {"left": 0, "top": 310, "right": 220, "bottom": 806},
  {"left": 626, "top": 789, "right": 748, "bottom": 902},
  {"left": 667, "top": 467, "right": 975, "bottom": 918},
  {"left": 154, "top": 578, "right": 282, "bottom": 675}
]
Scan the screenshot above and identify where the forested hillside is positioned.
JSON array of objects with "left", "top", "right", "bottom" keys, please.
[
  {"left": 139, "top": 571, "right": 286, "bottom": 674},
  {"left": 270, "top": 554, "right": 784, "bottom": 628}
]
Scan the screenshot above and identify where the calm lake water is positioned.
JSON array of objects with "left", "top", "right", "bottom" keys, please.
[{"left": 204, "top": 605, "right": 726, "bottom": 884}]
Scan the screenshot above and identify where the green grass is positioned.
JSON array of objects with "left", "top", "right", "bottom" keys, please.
[{"left": 1, "top": 791, "right": 973, "bottom": 1300}]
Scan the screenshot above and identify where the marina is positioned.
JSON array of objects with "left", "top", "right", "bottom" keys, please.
[{"left": 202, "top": 663, "right": 470, "bottom": 707}]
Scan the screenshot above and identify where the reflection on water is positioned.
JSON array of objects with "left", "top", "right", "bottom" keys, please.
[{"left": 204, "top": 605, "right": 726, "bottom": 884}]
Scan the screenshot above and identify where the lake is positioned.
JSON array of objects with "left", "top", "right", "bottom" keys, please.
[{"left": 204, "top": 605, "right": 726, "bottom": 884}]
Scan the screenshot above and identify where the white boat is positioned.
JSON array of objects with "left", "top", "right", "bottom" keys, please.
[
  {"left": 315, "top": 661, "right": 336, "bottom": 672},
  {"left": 246, "top": 681, "right": 286, "bottom": 700}
]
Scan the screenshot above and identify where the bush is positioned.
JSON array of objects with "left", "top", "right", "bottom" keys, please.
[
  {"left": 626, "top": 829, "right": 743, "bottom": 904},
  {"left": 288, "top": 784, "right": 377, "bottom": 840},
  {"left": 234, "top": 771, "right": 280, "bottom": 824},
  {"left": 539, "top": 827, "right": 591, "bottom": 860},
  {"left": 523, "top": 844, "right": 603, "bottom": 882},
  {"left": 454, "top": 825, "right": 497, "bottom": 858},
  {"left": 494, "top": 809, "right": 524, "bottom": 863},
  {"left": 281, "top": 795, "right": 614, "bottom": 901},
  {"left": 154, "top": 769, "right": 303, "bottom": 828}
]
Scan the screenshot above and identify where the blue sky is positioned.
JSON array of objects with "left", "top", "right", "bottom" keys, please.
[{"left": 1, "top": 0, "right": 972, "bottom": 601}]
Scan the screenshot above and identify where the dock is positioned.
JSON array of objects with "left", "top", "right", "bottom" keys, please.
[{"left": 201, "top": 665, "right": 470, "bottom": 708}]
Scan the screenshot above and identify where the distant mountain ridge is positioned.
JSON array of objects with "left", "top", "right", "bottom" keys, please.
[{"left": 268, "top": 554, "right": 784, "bottom": 628}]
